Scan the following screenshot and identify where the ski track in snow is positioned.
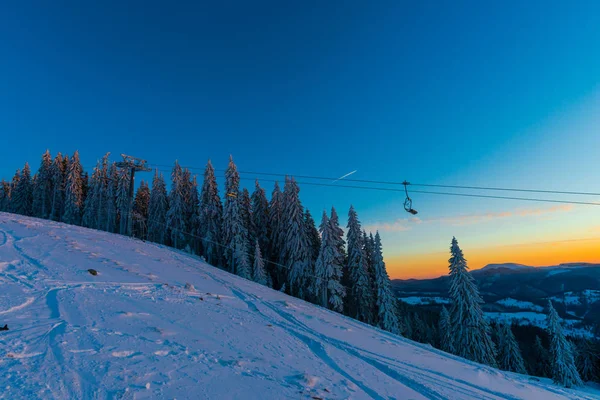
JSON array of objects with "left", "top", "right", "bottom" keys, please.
[{"left": 0, "top": 214, "right": 598, "bottom": 400}]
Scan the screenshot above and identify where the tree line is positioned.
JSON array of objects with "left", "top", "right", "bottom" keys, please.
[
  {"left": 1, "top": 150, "right": 596, "bottom": 388},
  {"left": 0, "top": 150, "right": 400, "bottom": 335}
]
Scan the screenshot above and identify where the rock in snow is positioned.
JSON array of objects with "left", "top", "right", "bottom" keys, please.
[{"left": 0, "top": 213, "right": 598, "bottom": 399}]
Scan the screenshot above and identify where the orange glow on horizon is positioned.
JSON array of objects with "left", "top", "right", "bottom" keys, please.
[{"left": 386, "top": 237, "right": 600, "bottom": 280}]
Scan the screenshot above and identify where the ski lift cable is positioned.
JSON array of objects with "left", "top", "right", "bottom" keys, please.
[
  {"left": 146, "top": 167, "right": 600, "bottom": 207},
  {"left": 146, "top": 163, "right": 600, "bottom": 197}
]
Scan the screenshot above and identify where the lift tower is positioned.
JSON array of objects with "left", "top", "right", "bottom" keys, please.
[{"left": 115, "top": 154, "right": 151, "bottom": 236}]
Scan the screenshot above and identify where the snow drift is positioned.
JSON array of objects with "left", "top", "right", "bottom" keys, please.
[{"left": 0, "top": 213, "right": 597, "bottom": 399}]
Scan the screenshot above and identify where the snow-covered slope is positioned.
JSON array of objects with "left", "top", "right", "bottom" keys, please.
[{"left": 0, "top": 214, "right": 597, "bottom": 399}]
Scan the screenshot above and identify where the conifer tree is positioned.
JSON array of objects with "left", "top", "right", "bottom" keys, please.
[
  {"left": 148, "top": 170, "right": 168, "bottom": 244},
  {"left": 448, "top": 237, "right": 497, "bottom": 366},
  {"left": 33, "top": 150, "right": 53, "bottom": 218},
  {"left": 12, "top": 163, "right": 33, "bottom": 216},
  {"left": 496, "top": 323, "right": 527, "bottom": 374},
  {"left": 251, "top": 180, "right": 269, "bottom": 258},
  {"left": 116, "top": 166, "right": 131, "bottom": 235},
  {"left": 241, "top": 188, "right": 255, "bottom": 255},
  {"left": 281, "top": 177, "right": 312, "bottom": 298},
  {"left": 199, "top": 160, "right": 223, "bottom": 266},
  {"left": 0, "top": 180, "right": 10, "bottom": 212},
  {"left": 576, "top": 338, "right": 598, "bottom": 382},
  {"left": 81, "top": 171, "right": 89, "bottom": 207},
  {"left": 235, "top": 240, "right": 251, "bottom": 280},
  {"left": 166, "top": 161, "right": 187, "bottom": 248},
  {"left": 9, "top": 168, "right": 20, "bottom": 212},
  {"left": 314, "top": 212, "right": 343, "bottom": 310},
  {"left": 532, "top": 335, "right": 550, "bottom": 378},
  {"left": 252, "top": 241, "right": 268, "bottom": 286},
  {"left": 439, "top": 306, "right": 454, "bottom": 353},
  {"left": 133, "top": 180, "right": 151, "bottom": 239},
  {"left": 268, "top": 181, "right": 284, "bottom": 287},
  {"left": 346, "top": 206, "right": 373, "bottom": 323},
  {"left": 95, "top": 153, "right": 110, "bottom": 230},
  {"left": 330, "top": 207, "right": 346, "bottom": 265},
  {"left": 63, "top": 151, "right": 84, "bottom": 225},
  {"left": 305, "top": 210, "right": 321, "bottom": 262},
  {"left": 364, "top": 230, "right": 378, "bottom": 321},
  {"left": 188, "top": 175, "right": 201, "bottom": 253},
  {"left": 104, "top": 163, "right": 118, "bottom": 233},
  {"left": 180, "top": 168, "right": 196, "bottom": 250},
  {"left": 222, "top": 156, "right": 249, "bottom": 275},
  {"left": 373, "top": 232, "right": 400, "bottom": 334},
  {"left": 82, "top": 163, "right": 102, "bottom": 229},
  {"left": 50, "top": 153, "right": 65, "bottom": 221},
  {"left": 546, "top": 300, "right": 583, "bottom": 387}
]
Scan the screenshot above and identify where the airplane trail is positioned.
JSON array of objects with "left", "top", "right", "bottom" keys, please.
[{"left": 332, "top": 170, "right": 357, "bottom": 183}]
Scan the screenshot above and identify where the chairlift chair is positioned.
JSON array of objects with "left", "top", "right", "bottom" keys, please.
[{"left": 402, "top": 181, "right": 418, "bottom": 215}]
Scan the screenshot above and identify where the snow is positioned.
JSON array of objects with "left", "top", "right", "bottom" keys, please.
[
  {"left": 0, "top": 213, "right": 597, "bottom": 399},
  {"left": 496, "top": 298, "right": 544, "bottom": 312},
  {"left": 550, "top": 290, "right": 600, "bottom": 306},
  {"left": 399, "top": 296, "right": 451, "bottom": 305},
  {"left": 485, "top": 312, "right": 594, "bottom": 338}
]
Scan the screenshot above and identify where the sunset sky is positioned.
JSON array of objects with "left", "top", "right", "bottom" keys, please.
[{"left": 1, "top": 2, "right": 600, "bottom": 279}]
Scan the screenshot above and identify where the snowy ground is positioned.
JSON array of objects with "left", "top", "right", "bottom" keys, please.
[
  {"left": 495, "top": 298, "right": 544, "bottom": 313},
  {"left": 0, "top": 213, "right": 598, "bottom": 399},
  {"left": 399, "top": 296, "right": 451, "bottom": 306}
]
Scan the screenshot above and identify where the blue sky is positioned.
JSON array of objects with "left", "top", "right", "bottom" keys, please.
[{"left": 2, "top": 2, "right": 600, "bottom": 278}]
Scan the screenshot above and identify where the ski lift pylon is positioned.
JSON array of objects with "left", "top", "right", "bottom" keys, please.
[{"left": 402, "top": 181, "right": 418, "bottom": 215}]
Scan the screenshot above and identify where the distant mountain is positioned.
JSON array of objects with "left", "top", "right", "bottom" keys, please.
[
  {"left": 392, "top": 261, "right": 600, "bottom": 334},
  {"left": 394, "top": 262, "right": 600, "bottom": 299}
]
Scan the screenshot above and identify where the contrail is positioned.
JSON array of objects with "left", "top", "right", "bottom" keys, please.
[{"left": 332, "top": 170, "right": 357, "bottom": 183}]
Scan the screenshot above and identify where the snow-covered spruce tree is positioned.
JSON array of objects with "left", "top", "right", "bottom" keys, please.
[
  {"left": 116, "top": 166, "right": 131, "bottom": 235},
  {"left": 95, "top": 153, "right": 110, "bottom": 231},
  {"left": 305, "top": 209, "right": 321, "bottom": 262},
  {"left": 148, "top": 170, "right": 169, "bottom": 244},
  {"left": 532, "top": 335, "right": 550, "bottom": 378},
  {"left": 32, "top": 150, "right": 53, "bottom": 218},
  {"left": 447, "top": 237, "right": 497, "bottom": 366},
  {"left": 82, "top": 163, "right": 102, "bottom": 229},
  {"left": 81, "top": 171, "right": 89, "bottom": 208},
  {"left": 253, "top": 241, "right": 268, "bottom": 286},
  {"left": 241, "top": 188, "right": 255, "bottom": 258},
  {"left": 0, "top": 180, "right": 10, "bottom": 212},
  {"left": 268, "top": 181, "right": 284, "bottom": 287},
  {"left": 373, "top": 232, "right": 400, "bottom": 334},
  {"left": 188, "top": 175, "right": 201, "bottom": 253},
  {"left": 63, "top": 151, "right": 84, "bottom": 225},
  {"left": 199, "top": 160, "right": 223, "bottom": 266},
  {"left": 330, "top": 207, "right": 346, "bottom": 265},
  {"left": 281, "top": 177, "right": 312, "bottom": 298},
  {"left": 251, "top": 180, "right": 269, "bottom": 258},
  {"left": 221, "top": 156, "right": 249, "bottom": 275},
  {"left": 439, "top": 306, "right": 454, "bottom": 353},
  {"left": 9, "top": 169, "right": 20, "bottom": 213},
  {"left": 546, "top": 300, "right": 583, "bottom": 387},
  {"left": 104, "top": 163, "right": 118, "bottom": 233},
  {"left": 235, "top": 239, "right": 251, "bottom": 280},
  {"left": 11, "top": 163, "right": 33, "bottom": 216},
  {"left": 166, "top": 161, "right": 187, "bottom": 249},
  {"left": 364, "top": 230, "right": 378, "bottom": 322},
  {"left": 314, "top": 211, "right": 345, "bottom": 312},
  {"left": 132, "top": 180, "right": 151, "bottom": 239},
  {"left": 180, "top": 168, "right": 198, "bottom": 251},
  {"left": 346, "top": 206, "right": 373, "bottom": 323},
  {"left": 50, "top": 153, "right": 65, "bottom": 221},
  {"left": 576, "top": 338, "right": 598, "bottom": 382},
  {"left": 497, "top": 323, "right": 527, "bottom": 374}
]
